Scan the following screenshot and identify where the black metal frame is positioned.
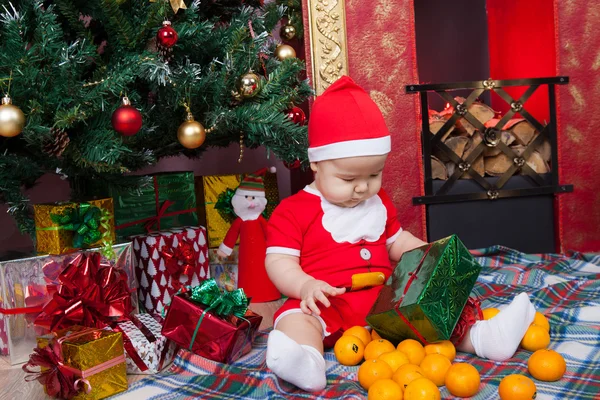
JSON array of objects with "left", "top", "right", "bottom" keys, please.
[{"left": 407, "top": 77, "right": 573, "bottom": 205}]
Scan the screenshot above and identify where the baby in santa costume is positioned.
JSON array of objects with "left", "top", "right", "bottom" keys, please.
[{"left": 265, "top": 76, "right": 537, "bottom": 392}]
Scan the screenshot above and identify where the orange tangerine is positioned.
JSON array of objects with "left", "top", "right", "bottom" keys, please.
[
  {"left": 396, "top": 339, "right": 426, "bottom": 365},
  {"left": 344, "top": 325, "right": 372, "bottom": 346},
  {"left": 423, "top": 340, "right": 456, "bottom": 362},
  {"left": 520, "top": 325, "right": 551, "bottom": 352},
  {"left": 403, "top": 377, "right": 440, "bottom": 400},
  {"left": 498, "top": 374, "right": 537, "bottom": 400},
  {"left": 358, "top": 359, "right": 394, "bottom": 390},
  {"left": 334, "top": 334, "right": 365, "bottom": 366},
  {"left": 482, "top": 307, "right": 500, "bottom": 320},
  {"left": 365, "top": 339, "right": 396, "bottom": 360},
  {"left": 531, "top": 312, "right": 550, "bottom": 332},
  {"left": 527, "top": 349, "right": 566, "bottom": 381},
  {"left": 392, "top": 363, "right": 426, "bottom": 390},
  {"left": 444, "top": 363, "right": 481, "bottom": 398},
  {"left": 419, "top": 354, "right": 452, "bottom": 387},
  {"left": 367, "top": 378, "right": 403, "bottom": 400},
  {"left": 378, "top": 350, "right": 410, "bottom": 372}
]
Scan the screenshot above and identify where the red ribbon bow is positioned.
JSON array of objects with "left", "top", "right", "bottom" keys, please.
[
  {"left": 35, "top": 253, "right": 133, "bottom": 332},
  {"left": 22, "top": 337, "right": 89, "bottom": 399},
  {"left": 160, "top": 238, "right": 199, "bottom": 290},
  {"left": 143, "top": 200, "right": 175, "bottom": 233}
]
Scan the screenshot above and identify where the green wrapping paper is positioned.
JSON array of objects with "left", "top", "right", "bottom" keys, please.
[
  {"left": 108, "top": 172, "right": 198, "bottom": 239},
  {"left": 367, "top": 235, "right": 481, "bottom": 344}
]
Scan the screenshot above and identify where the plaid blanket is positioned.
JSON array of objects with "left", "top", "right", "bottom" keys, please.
[{"left": 113, "top": 247, "right": 600, "bottom": 400}]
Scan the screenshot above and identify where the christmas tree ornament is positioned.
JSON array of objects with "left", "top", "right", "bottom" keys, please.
[
  {"left": 112, "top": 97, "right": 143, "bottom": 136},
  {"left": 284, "top": 160, "right": 301, "bottom": 170},
  {"left": 150, "top": 0, "right": 187, "bottom": 13},
  {"left": 286, "top": 106, "right": 306, "bottom": 125},
  {"left": 42, "top": 128, "right": 70, "bottom": 158},
  {"left": 274, "top": 44, "right": 296, "bottom": 61},
  {"left": 177, "top": 111, "right": 206, "bottom": 149},
  {"left": 280, "top": 23, "right": 296, "bottom": 41},
  {"left": 157, "top": 20, "right": 178, "bottom": 61},
  {"left": 238, "top": 72, "right": 262, "bottom": 99},
  {"left": 0, "top": 95, "right": 25, "bottom": 138}
]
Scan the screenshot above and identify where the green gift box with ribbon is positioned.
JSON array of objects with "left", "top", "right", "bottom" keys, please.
[
  {"left": 34, "top": 199, "right": 116, "bottom": 256},
  {"left": 366, "top": 235, "right": 481, "bottom": 344},
  {"left": 161, "top": 279, "right": 262, "bottom": 363}
]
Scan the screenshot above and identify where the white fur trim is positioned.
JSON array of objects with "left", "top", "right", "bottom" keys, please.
[
  {"left": 273, "top": 309, "right": 330, "bottom": 338},
  {"left": 308, "top": 136, "right": 391, "bottom": 162},
  {"left": 386, "top": 227, "right": 403, "bottom": 245},
  {"left": 218, "top": 242, "right": 233, "bottom": 256},
  {"left": 235, "top": 189, "right": 265, "bottom": 197},
  {"left": 266, "top": 247, "right": 301, "bottom": 257}
]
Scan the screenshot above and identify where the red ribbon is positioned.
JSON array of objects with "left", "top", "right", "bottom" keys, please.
[
  {"left": 0, "top": 305, "right": 44, "bottom": 315},
  {"left": 23, "top": 328, "right": 124, "bottom": 399},
  {"left": 394, "top": 244, "right": 433, "bottom": 345},
  {"left": 159, "top": 238, "right": 199, "bottom": 290},
  {"left": 34, "top": 253, "right": 133, "bottom": 332}
]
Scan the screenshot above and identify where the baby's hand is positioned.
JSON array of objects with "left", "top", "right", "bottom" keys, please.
[{"left": 299, "top": 279, "right": 346, "bottom": 316}]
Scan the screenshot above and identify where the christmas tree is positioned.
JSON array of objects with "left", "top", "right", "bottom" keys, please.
[{"left": 0, "top": 0, "right": 311, "bottom": 236}]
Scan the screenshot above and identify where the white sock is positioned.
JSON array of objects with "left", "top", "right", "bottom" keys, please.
[
  {"left": 266, "top": 329, "right": 327, "bottom": 392},
  {"left": 469, "top": 292, "right": 536, "bottom": 361}
]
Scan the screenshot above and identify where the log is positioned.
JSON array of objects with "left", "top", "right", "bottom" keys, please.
[
  {"left": 534, "top": 135, "right": 552, "bottom": 163},
  {"left": 511, "top": 145, "right": 550, "bottom": 174},
  {"left": 454, "top": 97, "right": 496, "bottom": 136},
  {"left": 431, "top": 156, "right": 447, "bottom": 180},
  {"left": 484, "top": 153, "right": 513, "bottom": 176},
  {"left": 505, "top": 119, "right": 537, "bottom": 146},
  {"left": 429, "top": 114, "right": 455, "bottom": 142},
  {"left": 462, "top": 134, "right": 485, "bottom": 179},
  {"left": 436, "top": 136, "right": 469, "bottom": 162}
]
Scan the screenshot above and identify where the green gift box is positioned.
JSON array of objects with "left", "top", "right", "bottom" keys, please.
[
  {"left": 105, "top": 172, "right": 198, "bottom": 239},
  {"left": 366, "top": 235, "right": 481, "bottom": 344}
]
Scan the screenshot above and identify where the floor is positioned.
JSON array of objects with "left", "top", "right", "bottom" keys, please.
[{"left": 0, "top": 299, "right": 284, "bottom": 399}]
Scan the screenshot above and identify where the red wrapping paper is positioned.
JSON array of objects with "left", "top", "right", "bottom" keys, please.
[
  {"left": 133, "top": 227, "right": 209, "bottom": 315},
  {"left": 161, "top": 293, "right": 262, "bottom": 363}
]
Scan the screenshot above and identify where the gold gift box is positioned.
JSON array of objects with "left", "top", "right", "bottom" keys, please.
[
  {"left": 34, "top": 198, "right": 116, "bottom": 255},
  {"left": 37, "top": 327, "right": 127, "bottom": 399},
  {"left": 196, "top": 173, "right": 279, "bottom": 248}
]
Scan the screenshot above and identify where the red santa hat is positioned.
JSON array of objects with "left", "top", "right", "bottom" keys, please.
[
  {"left": 307, "top": 76, "right": 391, "bottom": 162},
  {"left": 235, "top": 167, "right": 275, "bottom": 197}
]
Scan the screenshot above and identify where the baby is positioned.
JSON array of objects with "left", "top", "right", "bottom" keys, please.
[{"left": 265, "top": 76, "right": 536, "bottom": 392}]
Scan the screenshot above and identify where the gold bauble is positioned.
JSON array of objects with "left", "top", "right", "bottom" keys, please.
[
  {"left": 177, "top": 112, "right": 206, "bottom": 149},
  {"left": 0, "top": 95, "right": 25, "bottom": 138},
  {"left": 238, "top": 72, "right": 261, "bottom": 99},
  {"left": 274, "top": 44, "right": 296, "bottom": 61},
  {"left": 280, "top": 24, "right": 296, "bottom": 41}
]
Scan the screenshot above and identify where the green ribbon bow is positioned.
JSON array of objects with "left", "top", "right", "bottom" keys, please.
[
  {"left": 188, "top": 279, "right": 250, "bottom": 351},
  {"left": 50, "top": 203, "right": 103, "bottom": 248}
]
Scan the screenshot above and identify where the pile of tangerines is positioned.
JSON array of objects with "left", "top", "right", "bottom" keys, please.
[{"left": 334, "top": 309, "right": 566, "bottom": 400}]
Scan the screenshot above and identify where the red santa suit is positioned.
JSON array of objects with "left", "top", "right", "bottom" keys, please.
[
  {"left": 267, "top": 185, "right": 402, "bottom": 344},
  {"left": 219, "top": 169, "right": 280, "bottom": 303}
]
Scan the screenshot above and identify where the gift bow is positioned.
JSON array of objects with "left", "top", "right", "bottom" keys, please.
[
  {"left": 50, "top": 203, "right": 103, "bottom": 248},
  {"left": 35, "top": 252, "right": 133, "bottom": 332},
  {"left": 160, "top": 238, "right": 198, "bottom": 286}
]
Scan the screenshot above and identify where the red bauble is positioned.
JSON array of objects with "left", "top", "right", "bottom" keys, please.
[
  {"left": 286, "top": 106, "right": 306, "bottom": 125},
  {"left": 157, "top": 21, "right": 178, "bottom": 48},
  {"left": 112, "top": 98, "right": 142, "bottom": 136},
  {"left": 284, "top": 160, "right": 302, "bottom": 170}
]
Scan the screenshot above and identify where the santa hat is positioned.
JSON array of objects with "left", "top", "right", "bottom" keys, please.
[
  {"left": 235, "top": 167, "right": 276, "bottom": 197},
  {"left": 307, "top": 76, "right": 391, "bottom": 162}
]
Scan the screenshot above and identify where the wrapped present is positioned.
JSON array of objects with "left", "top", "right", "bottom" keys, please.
[
  {"left": 112, "top": 313, "right": 178, "bottom": 374},
  {"left": 24, "top": 326, "right": 127, "bottom": 399},
  {"left": 35, "top": 252, "right": 134, "bottom": 333},
  {"left": 106, "top": 172, "right": 198, "bottom": 239},
  {"left": 0, "top": 243, "right": 137, "bottom": 365},
  {"left": 34, "top": 199, "right": 115, "bottom": 255},
  {"left": 133, "top": 226, "right": 209, "bottom": 315},
  {"left": 162, "top": 279, "right": 262, "bottom": 363},
  {"left": 197, "top": 171, "right": 279, "bottom": 248},
  {"left": 208, "top": 247, "right": 239, "bottom": 291},
  {"left": 366, "top": 235, "right": 482, "bottom": 344}
]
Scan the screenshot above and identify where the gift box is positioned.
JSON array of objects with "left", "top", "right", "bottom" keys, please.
[
  {"left": 366, "top": 235, "right": 482, "bottom": 344},
  {"left": 0, "top": 243, "right": 137, "bottom": 365},
  {"left": 34, "top": 199, "right": 116, "bottom": 255},
  {"left": 35, "top": 252, "right": 135, "bottom": 334},
  {"left": 208, "top": 247, "right": 239, "bottom": 291},
  {"left": 105, "top": 172, "right": 198, "bottom": 239},
  {"left": 196, "top": 172, "right": 279, "bottom": 248},
  {"left": 162, "top": 279, "right": 262, "bottom": 363},
  {"left": 26, "top": 326, "right": 127, "bottom": 399},
  {"left": 133, "top": 226, "right": 209, "bottom": 315},
  {"left": 113, "top": 313, "right": 178, "bottom": 374}
]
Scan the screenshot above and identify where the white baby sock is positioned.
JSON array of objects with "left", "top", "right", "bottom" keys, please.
[
  {"left": 469, "top": 292, "right": 536, "bottom": 361},
  {"left": 266, "top": 329, "right": 327, "bottom": 392}
]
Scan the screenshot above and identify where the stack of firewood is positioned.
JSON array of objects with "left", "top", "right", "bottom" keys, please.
[{"left": 429, "top": 97, "right": 552, "bottom": 180}]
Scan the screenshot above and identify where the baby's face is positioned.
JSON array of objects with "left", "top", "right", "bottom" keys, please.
[{"left": 311, "top": 154, "right": 387, "bottom": 207}]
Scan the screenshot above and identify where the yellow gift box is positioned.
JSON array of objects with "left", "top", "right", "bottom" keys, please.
[
  {"left": 36, "top": 327, "right": 127, "bottom": 399},
  {"left": 196, "top": 173, "right": 279, "bottom": 248},
  {"left": 34, "top": 198, "right": 115, "bottom": 255}
]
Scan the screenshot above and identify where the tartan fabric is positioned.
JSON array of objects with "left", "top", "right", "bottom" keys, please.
[{"left": 114, "top": 246, "right": 600, "bottom": 399}]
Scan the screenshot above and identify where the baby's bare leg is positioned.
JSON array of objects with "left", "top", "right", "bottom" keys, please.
[{"left": 266, "top": 312, "right": 327, "bottom": 392}]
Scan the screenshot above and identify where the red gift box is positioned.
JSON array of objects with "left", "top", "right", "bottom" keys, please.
[
  {"left": 161, "top": 292, "right": 262, "bottom": 363},
  {"left": 133, "top": 226, "right": 209, "bottom": 315}
]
